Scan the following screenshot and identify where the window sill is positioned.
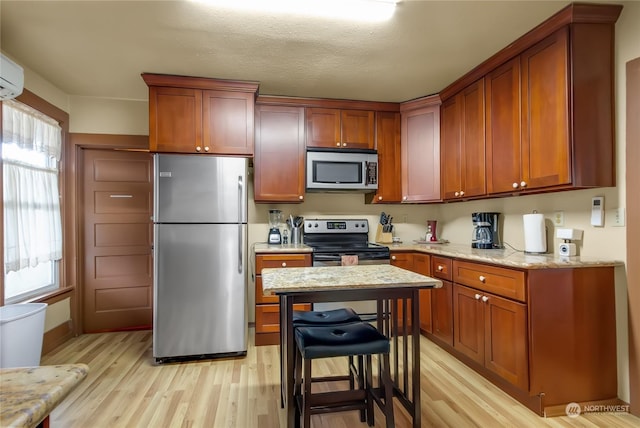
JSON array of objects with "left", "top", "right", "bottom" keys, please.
[{"left": 21, "top": 286, "right": 76, "bottom": 305}]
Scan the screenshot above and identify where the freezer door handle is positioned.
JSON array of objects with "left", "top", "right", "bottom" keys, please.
[{"left": 238, "top": 175, "right": 243, "bottom": 274}]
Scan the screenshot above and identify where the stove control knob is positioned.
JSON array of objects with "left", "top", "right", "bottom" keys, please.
[
  {"left": 314, "top": 223, "right": 318, "bottom": 228},
  {"left": 361, "top": 223, "right": 366, "bottom": 228},
  {"left": 355, "top": 224, "right": 359, "bottom": 227}
]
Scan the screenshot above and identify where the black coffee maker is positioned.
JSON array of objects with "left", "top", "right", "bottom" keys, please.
[{"left": 471, "top": 212, "right": 502, "bottom": 249}]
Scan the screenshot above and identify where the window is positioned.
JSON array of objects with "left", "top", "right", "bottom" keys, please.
[{"left": 2, "top": 99, "right": 63, "bottom": 303}]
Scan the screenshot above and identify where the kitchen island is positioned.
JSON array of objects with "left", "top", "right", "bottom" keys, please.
[{"left": 262, "top": 264, "right": 442, "bottom": 428}]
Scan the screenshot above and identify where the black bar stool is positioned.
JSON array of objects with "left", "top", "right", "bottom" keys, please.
[{"left": 294, "top": 322, "right": 395, "bottom": 428}]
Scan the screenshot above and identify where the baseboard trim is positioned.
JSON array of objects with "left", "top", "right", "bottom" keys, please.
[{"left": 42, "top": 320, "right": 75, "bottom": 355}]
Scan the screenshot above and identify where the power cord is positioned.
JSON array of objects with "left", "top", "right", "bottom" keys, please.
[{"left": 502, "top": 241, "right": 524, "bottom": 252}]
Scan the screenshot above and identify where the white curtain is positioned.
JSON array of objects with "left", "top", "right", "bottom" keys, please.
[{"left": 3, "top": 99, "right": 63, "bottom": 273}]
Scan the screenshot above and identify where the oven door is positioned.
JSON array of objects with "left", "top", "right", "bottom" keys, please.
[{"left": 312, "top": 254, "right": 389, "bottom": 319}]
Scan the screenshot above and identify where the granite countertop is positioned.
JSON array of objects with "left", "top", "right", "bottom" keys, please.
[
  {"left": 0, "top": 364, "right": 89, "bottom": 428},
  {"left": 254, "top": 243, "right": 313, "bottom": 253},
  {"left": 388, "top": 242, "right": 624, "bottom": 269},
  {"left": 262, "top": 264, "right": 442, "bottom": 295}
]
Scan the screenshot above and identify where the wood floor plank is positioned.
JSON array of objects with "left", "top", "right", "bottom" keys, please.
[{"left": 40, "top": 329, "right": 639, "bottom": 427}]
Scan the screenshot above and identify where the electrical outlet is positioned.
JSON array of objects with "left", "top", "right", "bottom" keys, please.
[
  {"left": 553, "top": 211, "right": 564, "bottom": 227},
  {"left": 611, "top": 207, "right": 625, "bottom": 227}
]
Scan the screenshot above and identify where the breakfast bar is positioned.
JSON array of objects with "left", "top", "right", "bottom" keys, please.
[{"left": 262, "top": 264, "right": 442, "bottom": 428}]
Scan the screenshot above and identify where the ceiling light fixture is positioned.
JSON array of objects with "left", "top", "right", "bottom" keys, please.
[{"left": 191, "top": 0, "right": 400, "bottom": 22}]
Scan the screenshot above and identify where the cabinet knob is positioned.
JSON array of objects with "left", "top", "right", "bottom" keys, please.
[
  {"left": 342, "top": 143, "right": 347, "bottom": 147},
  {"left": 196, "top": 146, "right": 202, "bottom": 152},
  {"left": 281, "top": 262, "right": 287, "bottom": 267},
  {"left": 336, "top": 142, "right": 341, "bottom": 147},
  {"left": 520, "top": 181, "right": 527, "bottom": 188},
  {"left": 391, "top": 255, "right": 397, "bottom": 261},
  {"left": 403, "top": 196, "right": 408, "bottom": 201},
  {"left": 459, "top": 190, "right": 465, "bottom": 196},
  {"left": 479, "top": 275, "right": 486, "bottom": 283},
  {"left": 454, "top": 192, "right": 460, "bottom": 197},
  {"left": 378, "top": 196, "right": 383, "bottom": 201},
  {"left": 437, "top": 265, "right": 444, "bottom": 271},
  {"left": 474, "top": 293, "right": 482, "bottom": 300},
  {"left": 512, "top": 182, "right": 519, "bottom": 189},
  {"left": 481, "top": 295, "right": 489, "bottom": 303},
  {"left": 299, "top": 195, "right": 304, "bottom": 200},
  {"left": 204, "top": 146, "right": 210, "bottom": 152}
]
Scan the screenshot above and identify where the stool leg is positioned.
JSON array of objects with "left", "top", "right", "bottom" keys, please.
[
  {"left": 365, "top": 354, "right": 374, "bottom": 426},
  {"left": 358, "top": 355, "right": 366, "bottom": 422},
  {"left": 381, "top": 353, "right": 395, "bottom": 427},
  {"left": 303, "top": 358, "right": 312, "bottom": 428}
]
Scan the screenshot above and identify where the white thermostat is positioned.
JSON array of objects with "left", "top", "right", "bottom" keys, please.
[{"left": 591, "top": 196, "right": 604, "bottom": 227}]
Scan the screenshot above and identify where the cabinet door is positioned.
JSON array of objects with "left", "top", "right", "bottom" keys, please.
[
  {"left": 486, "top": 57, "right": 522, "bottom": 194},
  {"left": 306, "top": 108, "right": 341, "bottom": 148},
  {"left": 340, "top": 110, "right": 375, "bottom": 149},
  {"left": 390, "top": 252, "right": 413, "bottom": 328},
  {"left": 440, "top": 96, "right": 463, "bottom": 200},
  {"left": 413, "top": 253, "right": 432, "bottom": 333},
  {"left": 484, "top": 292, "right": 528, "bottom": 390},
  {"left": 202, "top": 90, "right": 255, "bottom": 155},
  {"left": 254, "top": 105, "right": 305, "bottom": 202},
  {"left": 460, "top": 79, "right": 486, "bottom": 198},
  {"left": 149, "top": 86, "right": 202, "bottom": 153},
  {"left": 453, "top": 284, "right": 484, "bottom": 364},
  {"left": 370, "top": 112, "right": 402, "bottom": 203},
  {"left": 520, "top": 28, "right": 570, "bottom": 190},
  {"left": 431, "top": 279, "right": 453, "bottom": 346},
  {"left": 401, "top": 105, "right": 441, "bottom": 202}
]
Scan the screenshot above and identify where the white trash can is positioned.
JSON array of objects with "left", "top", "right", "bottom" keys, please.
[{"left": 0, "top": 303, "right": 48, "bottom": 368}]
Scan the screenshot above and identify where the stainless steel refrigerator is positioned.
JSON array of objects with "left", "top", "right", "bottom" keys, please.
[{"left": 153, "top": 154, "right": 248, "bottom": 362}]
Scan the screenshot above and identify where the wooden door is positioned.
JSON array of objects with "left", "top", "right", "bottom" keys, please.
[
  {"left": 340, "top": 109, "right": 375, "bottom": 149},
  {"left": 453, "top": 284, "right": 484, "bottom": 364},
  {"left": 254, "top": 105, "right": 305, "bottom": 202},
  {"left": 371, "top": 112, "right": 402, "bottom": 203},
  {"left": 82, "top": 149, "right": 153, "bottom": 332},
  {"left": 520, "top": 27, "right": 571, "bottom": 190},
  {"left": 484, "top": 292, "right": 528, "bottom": 390},
  {"left": 390, "top": 252, "right": 413, "bottom": 328},
  {"left": 306, "top": 108, "right": 341, "bottom": 148},
  {"left": 440, "top": 95, "right": 462, "bottom": 200},
  {"left": 461, "top": 79, "right": 486, "bottom": 198},
  {"left": 431, "top": 279, "right": 453, "bottom": 346},
  {"left": 148, "top": 86, "right": 202, "bottom": 153},
  {"left": 202, "top": 90, "right": 254, "bottom": 155},
  {"left": 486, "top": 57, "right": 521, "bottom": 194},
  {"left": 413, "top": 253, "right": 432, "bottom": 334},
  {"left": 401, "top": 105, "right": 441, "bottom": 202}
]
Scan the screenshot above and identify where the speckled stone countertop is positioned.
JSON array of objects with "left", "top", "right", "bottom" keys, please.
[
  {"left": 0, "top": 364, "right": 89, "bottom": 428},
  {"left": 262, "top": 264, "right": 442, "bottom": 295},
  {"left": 389, "top": 242, "right": 624, "bottom": 269},
  {"left": 254, "top": 243, "right": 313, "bottom": 253}
]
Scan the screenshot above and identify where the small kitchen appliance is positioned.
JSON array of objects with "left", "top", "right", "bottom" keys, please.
[
  {"left": 268, "top": 209, "right": 283, "bottom": 244},
  {"left": 426, "top": 220, "right": 438, "bottom": 242},
  {"left": 471, "top": 212, "right": 502, "bottom": 249}
]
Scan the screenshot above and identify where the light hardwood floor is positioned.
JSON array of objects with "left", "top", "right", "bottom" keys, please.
[{"left": 41, "top": 328, "right": 638, "bottom": 427}]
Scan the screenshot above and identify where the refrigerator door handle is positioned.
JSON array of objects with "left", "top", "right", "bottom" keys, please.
[{"left": 238, "top": 175, "right": 243, "bottom": 273}]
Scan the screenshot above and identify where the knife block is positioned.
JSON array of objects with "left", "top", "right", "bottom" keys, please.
[{"left": 375, "top": 224, "right": 393, "bottom": 244}]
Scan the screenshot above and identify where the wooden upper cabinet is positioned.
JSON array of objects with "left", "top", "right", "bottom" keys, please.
[
  {"left": 306, "top": 108, "right": 375, "bottom": 149},
  {"left": 254, "top": 104, "right": 306, "bottom": 203},
  {"left": 202, "top": 90, "right": 255, "bottom": 155},
  {"left": 441, "top": 79, "right": 486, "bottom": 200},
  {"left": 486, "top": 57, "right": 522, "bottom": 194},
  {"left": 400, "top": 96, "right": 441, "bottom": 203},
  {"left": 370, "top": 111, "right": 402, "bottom": 204},
  {"left": 148, "top": 86, "right": 203, "bottom": 153},
  {"left": 142, "top": 73, "right": 258, "bottom": 155}
]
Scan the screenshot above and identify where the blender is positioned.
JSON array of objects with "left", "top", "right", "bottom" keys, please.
[{"left": 268, "top": 209, "right": 283, "bottom": 244}]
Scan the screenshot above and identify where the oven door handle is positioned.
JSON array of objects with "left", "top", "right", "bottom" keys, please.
[{"left": 313, "top": 254, "right": 343, "bottom": 263}]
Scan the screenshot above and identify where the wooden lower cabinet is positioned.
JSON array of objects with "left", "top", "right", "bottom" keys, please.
[
  {"left": 453, "top": 283, "right": 528, "bottom": 390},
  {"left": 390, "top": 251, "right": 432, "bottom": 333},
  {"left": 254, "top": 253, "right": 312, "bottom": 346}
]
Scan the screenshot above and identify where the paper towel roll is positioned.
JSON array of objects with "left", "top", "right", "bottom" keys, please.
[{"left": 523, "top": 213, "right": 547, "bottom": 253}]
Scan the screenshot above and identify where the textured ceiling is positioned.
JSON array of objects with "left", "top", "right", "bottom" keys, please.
[{"left": 1, "top": 1, "right": 581, "bottom": 103}]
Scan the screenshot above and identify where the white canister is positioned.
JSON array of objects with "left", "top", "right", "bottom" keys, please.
[{"left": 523, "top": 213, "right": 547, "bottom": 253}]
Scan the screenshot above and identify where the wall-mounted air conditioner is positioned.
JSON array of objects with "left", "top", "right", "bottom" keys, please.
[{"left": 0, "top": 53, "right": 24, "bottom": 100}]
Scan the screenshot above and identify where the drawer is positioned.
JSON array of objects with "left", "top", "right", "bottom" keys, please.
[
  {"left": 431, "top": 256, "right": 452, "bottom": 280},
  {"left": 256, "top": 253, "right": 311, "bottom": 272},
  {"left": 453, "top": 260, "right": 526, "bottom": 302},
  {"left": 255, "top": 276, "right": 278, "bottom": 304},
  {"left": 255, "top": 303, "right": 312, "bottom": 333}
]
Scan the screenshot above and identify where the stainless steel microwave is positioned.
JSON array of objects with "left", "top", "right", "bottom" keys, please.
[{"left": 306, "top": 149, "right": 378, "bottom": 192}]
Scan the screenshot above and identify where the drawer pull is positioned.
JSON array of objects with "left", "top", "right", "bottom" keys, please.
[
  {"left": 281, "top": 262, "right": 287, "bottom": 267},
  {"left": 481, "top": 295, "right": 489, "bottom": 303},
  {"left": 479, "top": 275, "right": 486, "bottom": 283},
  {"left": 391, "top": 255, "right": 397, "bottom": 261},
  {"left": 474, "top": 293, "right": 482, "bottom": 300},
  {"left": 437, "top": 265, "right": 444, "bottom": 272}
]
